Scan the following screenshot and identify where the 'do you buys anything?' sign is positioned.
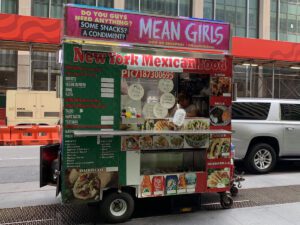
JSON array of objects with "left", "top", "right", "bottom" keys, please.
[{"left": 65, "top": 5, "right": 230, "bottom": 51}]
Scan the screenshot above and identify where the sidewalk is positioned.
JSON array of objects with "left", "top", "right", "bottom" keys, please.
[{"left": 120, "top": 202, "right": 300, "bottom": 225}]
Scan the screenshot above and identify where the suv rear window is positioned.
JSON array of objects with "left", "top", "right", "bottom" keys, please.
[
  {"left": 232, "top": 102, "right": 270, "bottom": 120},
  {"left": 280, "top": 104, "right": 300, "bottom": 121}
]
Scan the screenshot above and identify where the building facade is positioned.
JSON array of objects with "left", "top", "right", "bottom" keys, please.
[{"left": 0, "top": 0, "right": 300, "bottom": 99}]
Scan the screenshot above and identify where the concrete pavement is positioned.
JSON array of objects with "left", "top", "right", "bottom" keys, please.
[{"left": 119, "top": 202, "right": 300, "bottom": 225}]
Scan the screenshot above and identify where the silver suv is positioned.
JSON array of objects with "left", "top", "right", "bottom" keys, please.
[{"left": 232, "top": 98, "right": 300, "bottom": 173}]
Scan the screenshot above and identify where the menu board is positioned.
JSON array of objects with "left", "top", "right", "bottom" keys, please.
[{"left": 62, "top": 43, "right": 126, "bottom": 203}]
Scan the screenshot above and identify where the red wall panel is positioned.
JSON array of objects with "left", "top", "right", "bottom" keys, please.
[
  {"left": 0, "top": 13, "right": 61, "bottom": 44},
  {"left": 232, "top": 37, "right": 300, "bottom": 63}
]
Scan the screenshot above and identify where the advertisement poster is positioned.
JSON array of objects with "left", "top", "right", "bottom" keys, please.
[{"left": 65, "top": 5, "right": 230, "bottom": 51}]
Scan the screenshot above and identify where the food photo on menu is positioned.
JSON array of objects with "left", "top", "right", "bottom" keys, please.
[
  {"left": 210, "top": 105, "right": 231, "bottom": 126},
  {"left": 65, "top": 168, "right": 118, "bottom": 202},
  {"left": 207, "top": 168, "right": 230, "bottom": 189},
  {"left": 211, "top": 76, "right": 232, "bottom": 97},
  {"left": 208, "top": 137, "right": 231, "bottom": 159}
]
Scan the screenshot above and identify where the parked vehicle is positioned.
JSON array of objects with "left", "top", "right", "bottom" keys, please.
[{"left": 232, "top": 98, "right": 300, "bottom": 173}]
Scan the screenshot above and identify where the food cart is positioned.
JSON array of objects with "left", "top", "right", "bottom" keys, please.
[{"left": 41, "top": 4, "right": 234, "bottom": 223}]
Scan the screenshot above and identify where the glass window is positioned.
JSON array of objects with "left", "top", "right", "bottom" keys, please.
[
  {"left": 125, "top": 0, "right": 139, "bottom": 11},
  {"left": 271, "top": 0, "right": 278, "bottom": 12},
  {"left": 67, "top": 0, "right": 96, "bottom": 5},
  {"left": 225, "top": 0, "right": 236, "bottom": 6},
  {"left": 288, "top": 14, "right": 297, "bottom": 33},
  {"left": 97, "top": 0, "right": 113, "bottom": 7},
  {"left": 280, "top": 13, "right": 288, "bottom": 33},
  {"left": 32, "top": 0, "right": 50, "bottom": 17},
  {"left": 278, "top": 1, "right": 300, "bottom": 42},
  {"left": 288, "top": 3, "right": 297, "bottom": 14},
  {"left": 32, "top": 52, "right": 60, "bottom": 91},
  {"left": 0, "top": 50, "right": 17, "bottom": 92},
  {"left": 214, "top": 0, "right": 256, "bottom": 38},
  {"left": 232, "top": 103, "right": 271, "bottom": 120},
  {"left": 281, "top": 2, "right": 288, "bottom": 13},
  {"left": 288, "top": 33, "right": 297, "bottom": 42},
  {"left": 279, "top": 33, "right": 288, "bottom": 40},
  {"left": 141, "top": 0, "right": 178, "bottom": 16},
  {"left": 179, "top": 0, "right": 191, "bottom": 16},
  {"left": 50, "top": 0, "right": 63, "bottom": 18},
  {"left": 236, "top": 7, "right": 246, "bottom": 26},
  {"left": 0, "top": 0, "right": 18, "bottom": 13},
  {"left": 203, "top": 0, "right": 214, "bottom": 19},
  {"left": 281, "top": 104, "right": 300, "bottom": 121},
  {"left": 216, "top": 4, "right": 225, "bottom": 20},
  {"left": 125, "top": 0, "right": 191, "bottom": 17},
  {"left": 297, "top": 16, "right": 300, "bottom": 33}
]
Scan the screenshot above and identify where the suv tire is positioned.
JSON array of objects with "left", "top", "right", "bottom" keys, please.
[{"left": 245, "top": 143, "right": 277, "bottom": 174}]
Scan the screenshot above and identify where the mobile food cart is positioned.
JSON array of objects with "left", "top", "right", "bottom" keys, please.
[{"left": 41, "top": 4, "right": 234, "bottom": 223}]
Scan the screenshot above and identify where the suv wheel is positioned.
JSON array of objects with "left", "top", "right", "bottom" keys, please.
[{"left": 245, "top": 143, "right": 277, "bottom": 174}]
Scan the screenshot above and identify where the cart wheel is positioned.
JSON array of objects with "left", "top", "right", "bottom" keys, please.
[
  {"left": 220, "top": 193, "right": 233, "bottom": 209},
  {"left": 100, "top": 192, "right": 134, "bottom": 223},
  {"left": 230, "top": 186, "right": 239, "bottom": 197}
]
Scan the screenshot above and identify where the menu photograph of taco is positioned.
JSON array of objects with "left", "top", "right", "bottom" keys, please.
[
  {"left": 208, "top": 138, "right": 231, "bottom": 159},
  {"left": 207, "top": 168, "right": 230, "bottom": 189}
]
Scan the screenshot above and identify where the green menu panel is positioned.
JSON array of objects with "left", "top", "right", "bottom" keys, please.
[{"left": 61, "top": 43, "right": 126, "bottom": 203}]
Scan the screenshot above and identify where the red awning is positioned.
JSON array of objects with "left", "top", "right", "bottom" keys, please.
[
  {"left": 0, "top": 13, "right": 61, "bottom": 51},
  {"left": 232, "top": 37, "right": 300, "bottom": 64}
]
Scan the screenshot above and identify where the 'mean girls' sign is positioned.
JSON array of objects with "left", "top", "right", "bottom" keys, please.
[{"left": 65, "top": 5, "right": 230, "bottom": 51}]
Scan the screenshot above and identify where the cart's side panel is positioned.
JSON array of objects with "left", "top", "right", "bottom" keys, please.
[{"left": 61, "top": 43, "right": 127, "bottom": 203}]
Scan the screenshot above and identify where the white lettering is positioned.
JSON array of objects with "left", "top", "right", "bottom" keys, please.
[
  {"left": 185, "top": 23, "right": 196, "bottom": 43},
  {"left": 161, "top": 21, "right": 170, "bottom": 40},
  {"left": 171, "top": 22, "right": 180, "bottom": 40},
  {"left": 215, "top": 26, "right": 224, "bottom": 45},
  {"left": 153, "top": 20, "right": 162, "bottom": 39},
  {"left": 139, "top": 18, "right": 152, "bottom": 38},
  {"left": 203, "top": 25, "right": 210, "bottom": 42}
]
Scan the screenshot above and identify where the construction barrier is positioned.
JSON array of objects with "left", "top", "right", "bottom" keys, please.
[
  {"left": 0, "top": 125, "right": 60, "bottom": 146},
  {"left": 0, "top": 126, "right": 11, "bottom": 146}
]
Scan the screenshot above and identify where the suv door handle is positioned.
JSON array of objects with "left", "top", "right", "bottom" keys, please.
[{"left": 286, "top": 127, "right": 295, "bottom": 131}]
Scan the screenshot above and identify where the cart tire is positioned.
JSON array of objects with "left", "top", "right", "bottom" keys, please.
[
  {"left": 101, "top": 192, "right": 134, "bottom": 223},
  {"left": 220, "top": 194, "right": 233, "bottom": 209},
  {"left": 230, "top": 186, "right": 238, "bottom": 197}
]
